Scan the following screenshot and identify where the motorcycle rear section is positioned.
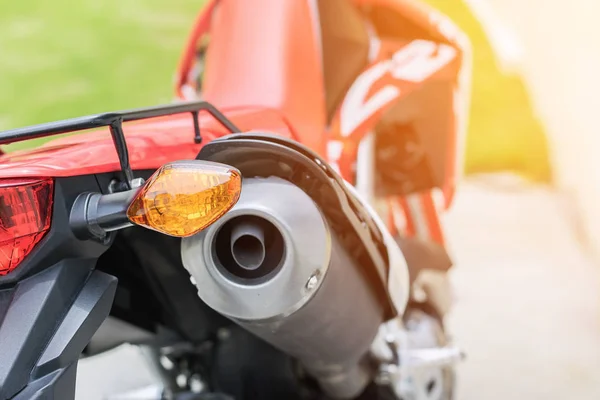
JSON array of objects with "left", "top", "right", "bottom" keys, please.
[
  {"left": 0, "top": 0, "right": 470, "bottom": 398},
  {"left": 0, "top": 101, "right": 461, "bottom": 400}
]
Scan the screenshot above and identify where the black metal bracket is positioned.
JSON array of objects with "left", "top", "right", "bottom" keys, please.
[{"left": 0, "top": 101, "right": 241, "bottom": 189}]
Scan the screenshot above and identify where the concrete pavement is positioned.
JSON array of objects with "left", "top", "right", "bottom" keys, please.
[
  {"left": 445, "top": 176, "right": 600, "bottom": 399},
  {"left": 77, "top": 178, "right": 600, "bottom": 399}
]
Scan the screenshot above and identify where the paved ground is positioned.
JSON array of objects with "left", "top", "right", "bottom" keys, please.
[
  {"left": 445, "top": 177, "right": 600, "bottom": 399},
  {"left": 77, "top": 177, "right": 600, "bottom": 399}
]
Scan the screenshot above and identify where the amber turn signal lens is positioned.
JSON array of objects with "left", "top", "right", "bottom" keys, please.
[{"left": 127, "top": 161, "right": 241, "bottom": 237}]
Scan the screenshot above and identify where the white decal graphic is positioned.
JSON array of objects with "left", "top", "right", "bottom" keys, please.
[
  {"left": 340, "top": 40, "right": 457, "bottom": 138},
  {"left": 326, "top": 140, "right": 344, "bottom": 174},
  {"left": 340, "top": 62, "right": 399, "bottom": 137},
  {"left": 391, "top": 40, "right": 457, "bottom": 83}
]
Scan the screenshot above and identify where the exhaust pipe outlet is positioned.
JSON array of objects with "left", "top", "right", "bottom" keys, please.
[
  {"left": 182, "top": 177, "right": 385, "bottom": 399},
  {"left": 230, "top": 218, "right": 266, "bottom": 271}
]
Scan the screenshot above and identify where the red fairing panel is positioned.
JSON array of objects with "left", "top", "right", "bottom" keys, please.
[
  {"left": 0, "top": 107, "right": 293, "bottom": 179},
  {"left": 202, "top": 0, "right": 327, "bottom": 157}
]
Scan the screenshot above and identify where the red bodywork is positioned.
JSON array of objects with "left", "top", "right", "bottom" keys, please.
[
  {"left": 0, "top": 0, "right": 470, "bottom": 244},
  {"left": 0, "top": 107, "right": 292, "bottom": 178}
]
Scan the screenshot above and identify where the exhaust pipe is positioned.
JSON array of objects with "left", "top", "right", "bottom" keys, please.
[
  {"left": 229, "top": 218, "right": 266, "bottom": 271},
  {"left": 182, "top": 177, "right": 385, "bottom": 399}
]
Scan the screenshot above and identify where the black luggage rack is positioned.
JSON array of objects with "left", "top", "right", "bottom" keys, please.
[{"left": 0, "top": 101, "right": 240, "bottom": 189}]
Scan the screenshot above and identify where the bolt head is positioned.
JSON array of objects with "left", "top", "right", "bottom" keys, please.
[{"left": 305, "top": 273, "right": 320, "bottom": 291}]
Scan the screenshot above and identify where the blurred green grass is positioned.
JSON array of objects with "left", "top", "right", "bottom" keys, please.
[
  {"left": 0, "top": 0, "right": 202, "bottom": 151},
  {"left": 426, "top": 0, "right": 551, "bottom": 181},
  {"left": 1, "top": 0, "right": 551, "bottom": 182}
]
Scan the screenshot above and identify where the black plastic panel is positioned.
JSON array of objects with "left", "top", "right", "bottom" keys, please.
[
  {"left": 0, "top": 268, "right": 117, "bottom": 400},
  {"left": 0, "top": 261, "right": 92, "bottom": 399},
  {"left": 0, "top": 289, "right": 12, "bottom": 327},
  {"left": 13, "top": 363, "right": 77, "bottom": 400},
  {"left": 0, "top": 175, "right": 119, "bottom": 400},
  {"left": 33, "top": 271, "right": 117, "bottom": 378}
]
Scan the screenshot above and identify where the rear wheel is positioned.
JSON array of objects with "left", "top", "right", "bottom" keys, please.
[{"left": 400, "top": 303, "right": 455, "bottom": 400}]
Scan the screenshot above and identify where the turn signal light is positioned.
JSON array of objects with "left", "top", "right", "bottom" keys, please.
[
  {"left": 127, "top": 161, "right": 241, "bottom": 237},
  {"left": 0, "top": 178, "right": 54, "bottom": 276}
]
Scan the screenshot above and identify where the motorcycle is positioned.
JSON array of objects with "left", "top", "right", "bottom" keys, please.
[{"left": 0, "top": 0, "right": 471, "bottom": 399}]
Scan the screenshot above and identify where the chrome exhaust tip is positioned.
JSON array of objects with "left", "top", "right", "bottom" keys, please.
[
  {"left": 230, "top": 218, "right": 266, "bottom": 271},
  {"left": 213, "top": 215, "right": 285, "bottom": 282}
]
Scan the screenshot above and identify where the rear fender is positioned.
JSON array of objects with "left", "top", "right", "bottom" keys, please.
[{"left": 0, "top": 106, "right": 293, "bottom": 179}]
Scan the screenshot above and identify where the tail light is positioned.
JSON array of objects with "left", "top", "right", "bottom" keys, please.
[{"left": 0, "top": 178, "right": 54, "bottom": 276}]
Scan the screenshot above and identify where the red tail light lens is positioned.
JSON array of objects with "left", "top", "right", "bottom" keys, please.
[{"left": 0, "top": 178, "right": 53, "bottom": 276}]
